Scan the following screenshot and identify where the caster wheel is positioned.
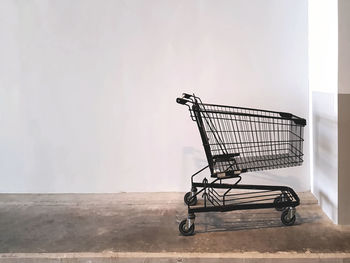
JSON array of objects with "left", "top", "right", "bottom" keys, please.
[
  {"left": 179, "top": 219, "right": 195, "bottom": 236},
  {"left": 281, "top": 209, "right": 296, "bottom": 226},
  {"left": 184, "top": 192, "right": 197, "bottom": 206},
  {"left": 274, "top": 195, "right": 287, "bottom": 211}
]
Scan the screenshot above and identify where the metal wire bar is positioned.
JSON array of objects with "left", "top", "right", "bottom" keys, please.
[
  {"left": 226, "top": 196, "right": 280, "bottom": 206},
  {"left": 207, "top": 188, "right": 222, "bottom": 206},
  {"left": 224, "top": 193, "right": 286, "bottom": 203},
  {"left": 225, "top": 189, "right": 279, "bottom": 197}
]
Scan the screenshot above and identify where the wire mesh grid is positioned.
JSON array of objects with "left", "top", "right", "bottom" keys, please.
[
  {"left": 204, "top": 188, "right": 295, "bottom": 207},
  {"left": 191, "top": 102, "right": 305, "bottom": 175}
]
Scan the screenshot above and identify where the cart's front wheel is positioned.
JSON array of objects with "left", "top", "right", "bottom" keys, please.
[
  {"left": 281, "top": 209, "right": 296, "bottom": 226},
  {"left": 179, "top": 219, "right": 195, "bottom": 236},
  {"left": 184, "top": 192, "right": 197, "bottom": 206}
]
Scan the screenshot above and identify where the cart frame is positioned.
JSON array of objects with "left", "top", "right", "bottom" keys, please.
[{"left": 176, "top": 93, "right": 306, "bottom": 236}]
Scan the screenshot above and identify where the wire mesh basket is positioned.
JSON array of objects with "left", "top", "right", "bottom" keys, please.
[{"left": 183, "top": 96, "right": 306, "bottom": 177}]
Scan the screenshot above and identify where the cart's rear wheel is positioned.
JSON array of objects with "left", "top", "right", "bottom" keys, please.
[
  {"left": 274, "top": 195, "right": 287, "bottom": 211},
  {"left": 184, "top": 192, "right": 197, "bottom": 206},
  {"left": 281, "top": 209, "right": 296, "bottom": 226},
  {"left": 179, "top": 219, "right": 195, "bottom": 236}
]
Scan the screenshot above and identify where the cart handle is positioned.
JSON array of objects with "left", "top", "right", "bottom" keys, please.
[
  {"left": 176, "top": 98, "right": 191, "bottom": 105},
  {"left": 176, "top": 93, "right": 195, "bottom": 105}
]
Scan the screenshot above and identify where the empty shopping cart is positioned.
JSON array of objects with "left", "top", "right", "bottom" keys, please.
[{"left": 176, "top": 93, "right": 306, "bottom": 235}]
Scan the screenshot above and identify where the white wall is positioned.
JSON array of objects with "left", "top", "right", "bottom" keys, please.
[
  {"left": 308, "top": 0, "right": 338, "bottom": 223},
  {"left": 0, "top": 0, "right": 309, "bottom": 193}
]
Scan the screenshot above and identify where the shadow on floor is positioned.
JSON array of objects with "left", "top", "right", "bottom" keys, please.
[{"left": 186, "top": 211, "right": 323, "bottom": 234}]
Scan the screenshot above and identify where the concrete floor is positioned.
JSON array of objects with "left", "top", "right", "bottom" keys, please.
[{"left": 0, "top": 192, "right": 349, "bottom": 262}]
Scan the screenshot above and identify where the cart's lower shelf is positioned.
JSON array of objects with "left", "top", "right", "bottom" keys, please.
[
  {"left": 180, "top": 182, "right": 300, "bottom": 235},
  {"left": 187, "top": 183, "right": 299, "bottom": 213}
]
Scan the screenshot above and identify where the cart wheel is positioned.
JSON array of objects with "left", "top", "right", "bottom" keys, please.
[
  {"left": 184, "top": 192, "right": 197, "bottom": 206},
  {"left": 179, "top": 219, "right": 195, "bottom": 236},
  {"left": 281, "top": 209, "right": 296, "bottom": 226},
  {"left": 274, "top": 195, "right": 286, "bottom": 211}
]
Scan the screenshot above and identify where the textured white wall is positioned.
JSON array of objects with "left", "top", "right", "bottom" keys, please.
[
  {"left": 311, "top": 92, "right": 338, "bottom": 223},
  {"left": 308, "top": 0, "right": 338, "bottom": 223},
  {"left": 0, "top": 0, "right": 309, "bottom": 193}
]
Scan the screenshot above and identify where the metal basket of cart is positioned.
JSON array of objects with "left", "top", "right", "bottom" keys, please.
[{"left": 176, "top": 93, "right": 306, "bottom": 235}]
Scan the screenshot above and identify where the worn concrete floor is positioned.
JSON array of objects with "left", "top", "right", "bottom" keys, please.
[{"left": 0, "top": 192, "right": 349, "bottom": 258}]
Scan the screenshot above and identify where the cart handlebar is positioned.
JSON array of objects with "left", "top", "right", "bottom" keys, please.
[
  {"left": 176, "top": 93, "right": 306, "bottom": 126},
  {"left": 176, "top": 93, "right": 196, "bottom": 105},
  {"left": 176, "top": 98, "right": 190, "bottom": 105}
]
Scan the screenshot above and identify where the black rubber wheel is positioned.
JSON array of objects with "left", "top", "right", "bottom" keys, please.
[
  {"left": 274, "top": 195, "right": 286, "bottom": 211},
  {"left": 281, "top": 209, "right": 296, "bottom": 226},
  {"left": 179, "top": 219, "right": 195, "bottom": 236},
  {"left": 184, "top": 192, "right": 197, "bottom": 206}
]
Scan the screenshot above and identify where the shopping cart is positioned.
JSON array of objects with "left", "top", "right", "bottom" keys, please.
[{"left": 176, "top": 93, "right": 306, "bottom": 235}]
